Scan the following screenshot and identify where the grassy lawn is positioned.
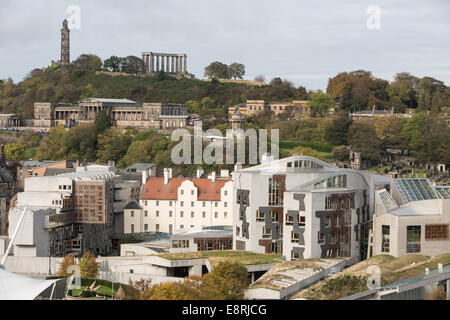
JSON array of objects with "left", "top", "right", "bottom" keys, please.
[
  {"left": 280, "top": 141, "right": 333, "bottom": 159},
  {"left": 156, "top": 250, "right": 282, "bottom": 266}
]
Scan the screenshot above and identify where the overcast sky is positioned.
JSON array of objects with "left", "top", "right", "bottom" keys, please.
[{"left": 0, "top": 0, "right": 449, "bottom": 90}]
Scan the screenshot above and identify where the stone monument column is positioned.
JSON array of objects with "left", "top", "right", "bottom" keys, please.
[
  {"left": 183, "top": 54, "right": 187, "bottom": 73},
  {"left": 60, "top": 19, "right": 70, "bottom": 64}
]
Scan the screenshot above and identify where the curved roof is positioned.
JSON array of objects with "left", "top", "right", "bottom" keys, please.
[{"left": 0, "top": 268, "right": 60, "bottom": 300}]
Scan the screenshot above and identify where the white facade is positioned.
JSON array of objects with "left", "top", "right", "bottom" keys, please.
[
  {"left": 372, "top": 189, "right": 450, "bottom": 258},
  {"left": 232, "top": 155, "right": 376, "bottom": 262},
  {"left": 124, "top": 170, "right": 233, "bottom": 234}
]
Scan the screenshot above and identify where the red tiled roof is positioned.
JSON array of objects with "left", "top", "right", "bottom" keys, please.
[{"left": 141, "top": 177, "right": 230, "bottom": 201}]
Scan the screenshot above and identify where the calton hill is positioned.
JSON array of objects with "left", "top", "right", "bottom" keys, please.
[{"left": 0, "top": 54, "right": 449, "bottom": 182}]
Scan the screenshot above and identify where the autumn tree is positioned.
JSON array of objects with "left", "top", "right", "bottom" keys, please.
[
  {"left": 73, "top": 54, "right": 103, "bottom": 71},
  {"left": 57, "top": 254, "right": 77, "bottom": 277},
  {"left": 228, "top": 63, "right": 246, "bottom": 79},
  {"left": 79, "top": 251, "right": 99, "bottom": 279},
  {"left": 307, "top": 91, "right": 335, "bottom": 118},
  {"left": 121, "top": 56, "right": 146, "bottom": 75},
  {"left": 35, "top": 125, "right": 68, "bottom": 160},
  {"left": 204, "top": 61, "right": 229, "bottom": 79}
]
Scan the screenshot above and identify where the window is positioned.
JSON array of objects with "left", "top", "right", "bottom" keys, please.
[
  {"left": 318, "top": 232, "right": 325, "bottom": 244},
  {"left": 155, "top": 211, "right": 159, "bottom": 217},
  {"left": 144, "top": 210, "right": 148, "bottom": 217},
  {"left": 202, "top": 211, "right": 206, "bottom": 218},
  {"left": 407, "top": 226, "right": 421, "bottom": 253},
  {"left": 172, "top": 240, "right": 189, "bottom": 248},
  {"left": 224, "top": 212, "right": 227, "bottom": 218},
  {"left": 299, "top": 216, "right": 305, "bottom": 227},
  {"left": 224, "top": 202, "right": 227, "bottom": 207},
  {"left": 191, "top": 201, "right": 194, "bottom": 207},
  {"left": 130, "top": 211, "right": 134, "bottom": 217},
  {"left": 144, "top": 224, "right": 148, "bottom": 232},
  {"left": 224, "top": 190, "right": 228, "bottom": 196},
  {"left": 169, "top": 211, "right": 173, "bottom": 217},
  {"left": 256, "top": 210, "right": 265, "bottom": 222},
  {"left": 180, "top": 211, "right": 184, "bottom": 217},
  {"left": 169, "top": 201, "right": 173, "bottom": 206},
  {"left": 214, "top": 212, "right": 218, "bottom": 218},
  {"left": 130, "top": 224, "right": 134, "bottom": 233},
  {"left": 262, "top": 227, "right": 272, "bottom": 238},
  {"left": 145, "top": 201, "right": 148, "bottom": 206},
  {"left": 191, "top": 211, "right": 194, "bottom": 218},
  {"left": 180, "top": 201, "right": 184, "bottom": 207},
  {"left": 202, "top": 202, "right": 206, "bottom": 207},
  {"left": 291, "top": 231, "right": 299, "bottom": 243},
  {"left": 268, "top": 177, "right": 283, "bottom": 206},
  {"left": 215, "top": 202, "right": 218, "bottom": 207},
  {"left": 382, "top": 225, "right": 390, "bottom": 253},
  {"left": 180, "top": 225, "right": 184, "bottom": 229},
  {"left": 156, "top": 201, "right": 159, "bottom": 206},
  {"left": 425, "top": 225, "right": 449, "bottom": 240},
  {"left": 285, "top": 214, "right": 294, "bottom": 225},
  {"left": 191, "top": 190, "right": 194, "bottom": 195},
  {"left": 180, "top": 190, "right": 184, "bottom": 195},
  {"left": 156, "top": 224, "right": 160, "bottom": 232}
]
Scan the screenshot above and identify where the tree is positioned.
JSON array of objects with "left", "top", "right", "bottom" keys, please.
[
  {"left": 186, "top": 100, "right": 200, "bottom": 114},
  {"left": 97, "top": 128, "right": 132, "bottom": 163},
  {"left": 200, "top": 261, "right": 250, "bottom": 300},
  {"left": 103, "top": 56, "right": 123, "bottom": 72},
  {"left": 57, "top": 254, "right": 76, "bottom": 277},
  {"left": 121, "top": 56, "right": 146, "bottom": 75},
  {"left": 228, "top": 63, "right": 245, "bottom": 79},
  {"left": 4, "top": 143, "right": 26, "bottom": 160},
  {"left": 307, "top": 91, "right": 335, "bottom": 117},
  {"left": 348, "top": 121, "right": 382, "bottom": 162},
  {"left": 204, "top": 61, "right": 229, "bottom": 79},
  {"left": 35, "top": 125, "right": 67, "bottom": 160},
  {"left": 94, "top": 109, "right": 112, "bottom": 134},
  {"left": 325, "top": 115, "right": 353, "bottom": 146},
  {"left": 73, "top": 54, "right": 103, "bottom": 71},
  {"left": 79, "top": 251, "right": 99, "bottom": 279},
  {"left": 297, "top": 86, "right": 308, "bottom": 100},
  {"left": 332, "top": 145, "right": 350, "bottom": 162}
]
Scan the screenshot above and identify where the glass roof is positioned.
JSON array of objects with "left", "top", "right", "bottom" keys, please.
[
  {"left": 378, "top": 189, "right": 398, "bottom": 212},
  {"left": 434, "top": 187, "right": 450, "bottom": 199},
  {"left": 393, "top": 179, "right": 439, "bottom": 203}
]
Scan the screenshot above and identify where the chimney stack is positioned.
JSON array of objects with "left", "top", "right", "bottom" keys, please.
[
  {"left": 211, "top": 171, "right": 216, "bottom": 183},
  {"left": 197, "top": 167, "right": 204, "bottom": 179},
  {"left": 142, "top": 170, "right": 148, "bottom": 185},
  {"left": 164, "top": 168, "right": 171, "bottom": 185}
]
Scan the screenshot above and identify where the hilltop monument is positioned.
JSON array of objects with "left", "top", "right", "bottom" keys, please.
[{"left": 60, "top": 19, "right": 70, "bottom": 64}]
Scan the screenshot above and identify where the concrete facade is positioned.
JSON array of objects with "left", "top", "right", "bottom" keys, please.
[{"left": 232, "top": 155, "right": 376, "bottom": 262}]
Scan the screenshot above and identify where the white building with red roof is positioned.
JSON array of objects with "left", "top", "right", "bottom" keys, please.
[{"left": 124, "top": 168, "right": 233, "bottom": 237}]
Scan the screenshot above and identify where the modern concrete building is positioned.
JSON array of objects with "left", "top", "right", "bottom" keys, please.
[
  {"left": 372, "top": 179, "right": 450, "bottom": 258},
  {"left": 169, "top": 225, "right": 233, "bottom": 253},
  {"left": 124, "top": 168, "right": 233, "bottom": 234},
  {"left": 8, "top": 163, "right": 140, "bottom": 257},
  {"left": 232, "top": 155, "right": 380, "bottom": 262}
]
